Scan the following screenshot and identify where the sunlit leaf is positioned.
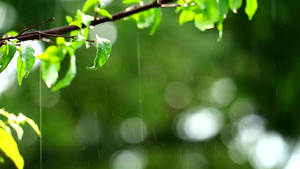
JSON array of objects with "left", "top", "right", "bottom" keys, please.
[
  {"left": 65, "top": 16, "right": 73, "bottom": 23},
  {"left": 194, "top": 0, "right": 219, "bottom": 31},
  {"left": 87, "top": 35, "right": 111, "bottom": 71},
  {"left": 70, "top": 28, "right": 89, "bottom": 49},
  {"left": 25, "top": 117, "right": 41, "bottom": 136},
  {"left": 69, "top": 21, "right": 82, "bottom": 29},
  {"left": 229, "top": 0, "right": 242, "bottom": 13},
  {"left": 56, "top": 37, "right": 66, "bottom": 46},
  {"left": 17, "top": 42, "right": 35, "bottom": 86},
  {"left": 36, "top": 46, "right": 67, "bottom": 63},
  {"left": 82, "top": 0, "right": 100, "bottom": 13},
  {"left": 123, "top": 0, "right": 140, "bottom": 4},
  {"left": 42, "top": 62, "right": 60, "bottom": 88},
  {"left": 98, "top": 9, "right": 112, "bottom": 19},
  {"left": 245, "top": 0, "right": 257, "bottom": 20},
  {"left": 16, "top": 113, "right": 26, "bottom": 124},
  {"left": 9, "top": 122, "right": 24, "bottom": 140},
  {"left": 179, "top": 10, "right": 195, "bottom": 25},
  {"left": 150, "top": 8, "right": 162, "bottom": 35},
  {"left": 77, "top": 10, "right": 94, "bottom": 27},
  {"left": 5, "top": 31, "right": 18, "bottom": 37},
  {"left": 52, "top": 47, "right": 77, "bottom": 91},
  {"left": 0, "top": 128, "right": 24, "bottom": 169}
]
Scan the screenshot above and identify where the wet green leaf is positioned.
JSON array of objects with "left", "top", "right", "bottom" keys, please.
[
  {"left": 36, "top": 46, "right": 66, "bottom": 63},
  {"left": 0, "top": 128, "right": 24, "bottom": 169},
  {"left": 82, "top": 0, "right": 100, "bottom": 13},
  {"left": 17, "top": 42, "right": 35, "bottom": 86},
  {"left": 245, "top": 0, "right": 257, "bottom": 20},
  {"left": 87, "top": 35, "right": 111, "bottom": 71},
  {"left": 194, "top": 0, "right": 219, "bottom": 31},
  {"left": 98, "top": 9, "right": 112, "bottom": 19},
  {"left": 52, "top": 47, "right": 77, "bottom": 91},
  {"left": 65, "top": 16, "right": 73, "bottom": 23},
  {"left": 229, "top": 0, "right": 242, "bottom": 13},
  {"left": 0, "top": 41, "right": 16, "bottom": 73},
  {"left": 150, "top": 8, "right": 162, "bottom": 35},
  {"left": 42, "top": 62, "right": 60, "bottom": 88},
  {"left": 179, "top": 10, "right": 195, "bottom": 25},
  {"left": 69, "top": 21, "right": 82, "bottom": 28}
]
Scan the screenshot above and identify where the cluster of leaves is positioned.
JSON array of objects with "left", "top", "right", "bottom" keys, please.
[
  {"left": 0, "top": 109, "right": 40, "bottom": 169},
  {"left": 0, "top": 0, "right": 112, "bottom": 91},
  {"left": 176, "top": 0, "right": 257, "bottom": 40},
  {"left": 0, "top": 0, "right": 257, "bottom": 91}
]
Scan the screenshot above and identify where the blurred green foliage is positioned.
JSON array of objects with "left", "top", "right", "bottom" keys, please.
[{"left": 0, "top": 0, "right": 299, "bottom": 169}]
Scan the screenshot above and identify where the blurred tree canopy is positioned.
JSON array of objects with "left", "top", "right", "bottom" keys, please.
[{"left": 0, "top": 0, "right": 300, "bottom": 169}]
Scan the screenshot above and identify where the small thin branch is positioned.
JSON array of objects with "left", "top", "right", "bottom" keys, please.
[
  {"left": 0, "top": 0, "right": 175, "bottom": 46},
  {"left": 16, "top": 18, "right": 55, "bottom": 38},
  {"left": 38, "top": 32, "right": 75, "bottom": 38},
  {"left": 160, "top": 3, "right": 180, "bottom": 8},
  {"left": 86, "top": 40, "right": 95, "bottom": 43}
]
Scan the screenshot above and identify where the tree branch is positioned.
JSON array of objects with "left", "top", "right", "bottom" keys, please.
[{"left": 0, "top": 0, "right": 175, "bottom": 46}]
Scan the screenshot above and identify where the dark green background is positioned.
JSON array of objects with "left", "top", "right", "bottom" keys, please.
[{"left": 0, "top": 0, "right": 299, "bottom": 169}]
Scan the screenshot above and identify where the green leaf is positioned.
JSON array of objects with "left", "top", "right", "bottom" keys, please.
[
  {"left": 56, "top": 37, "right": 66, "bottom": 46},
  {"left": 87, "top": 35, "right": 111, "bottom": 71},
  {"left": 70, "top": 28, "right": 89, "bottom": 49},
  {"left": 229, "top": 0, "right": 242, "bottom": 13},
  {"left": 52, "top": 47, "right": 77, "bottom": 91},
  {"left": 36, "top": 46, "right": 67, "bottom": 63},
  {"left": 25, "top": 117, "right": 41, "bottom": 136},
  {"left": 0, "top": 109, "right": 9, "bottom": 118},
  {"left": 137, "top": 9, "right": 154, "bottom": 29},
  {"left": 65, "top": 16, "right": 73, "bottom": 24},
  {"left": 245, "top": 0, "right": 257, "bottom": 20},
  {"left": 0, "top": 120, "right": 6, "bottom": 130},
  {"left": 0, "top": 42, "right": 17, "bottom": 73},
  {"left": 69, "top": 21, "right": 82, "bottom": 29},
  {"left": 123, "top": 0, "right": 140, "bottom": 4},
  {"left": 42, "top": 62, "right": 60, "bottom": 88},
  {"left": 150, "top": 8, "right": 162, "bottom": 35},
  {"left": 82, "top": 0, "right": 100, "bottom": 13},
  {"left": 194, "top": 0, "right": 219, "bottom": 31},
  {"left": 9, "top": 122, "right": 23, "bottom": 140},
  {"left": 179, "top": 10, "right": 195, "bottom": 25},
  {"left": 17, "top": 42, "right": 35, "bottom": 86},
  {"left": 0, "top": 128, "right": 24, "bottom": 169},
  {"left": 98, "top": 9, "right": 112, "bottom": 19},
  {"left": 77, "top": 10, "right": 94, "bottom": 27}
]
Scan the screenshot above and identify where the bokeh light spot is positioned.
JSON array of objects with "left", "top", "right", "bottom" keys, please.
[
  {"left": 111, "top": 148, "right": 147, "bottom": 169},
  {"left": 176, "top": 107, "right": 223, "bottom": 141},
  {"left": 120, "top": 117, "right": 148, "bottom": 144},
  {"left": 211, "top": 77, "right": 236, "bottom": 106},
  {"left": 164, "top": 81, "right": 192, "bottom": 109}
]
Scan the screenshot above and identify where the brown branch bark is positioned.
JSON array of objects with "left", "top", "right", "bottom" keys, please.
[{"left": 0, "top": 0, "right": 175, "bottom": 46}]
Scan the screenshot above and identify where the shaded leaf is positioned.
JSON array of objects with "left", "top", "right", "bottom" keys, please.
[
  {"left": 245, "top": 0, "right": 257, "bottom": 20},
  {"left": 87, "top": 35, "right": 111, "bottom": 71},
  {"left": 150, "top": 8, "right": 162, "bottom": 35},
  {"left": 17, "top": 42, "right": 35, "bottom": 86},
  {"left": 0, "top": 155, "right": 4, "bottom": 164},
  {"left": 0, "top": 128, "right": 24, "bottom": 169},
  {"left": 52, "top": 47, "right": 77, "bottom": 91},
  {"left": 42, "top": 62, "right": 60, "bottom": 88},
  {"left": 229, "top": 0, "right": 242, "bottom": 13},
  {"left": 0, "top": 42, "right": 16, "bottom": 73}
]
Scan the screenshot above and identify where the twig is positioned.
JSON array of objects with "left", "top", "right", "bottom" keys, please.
[{"left": 16, "top": 18, "right": 55, "bottom": 38}]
